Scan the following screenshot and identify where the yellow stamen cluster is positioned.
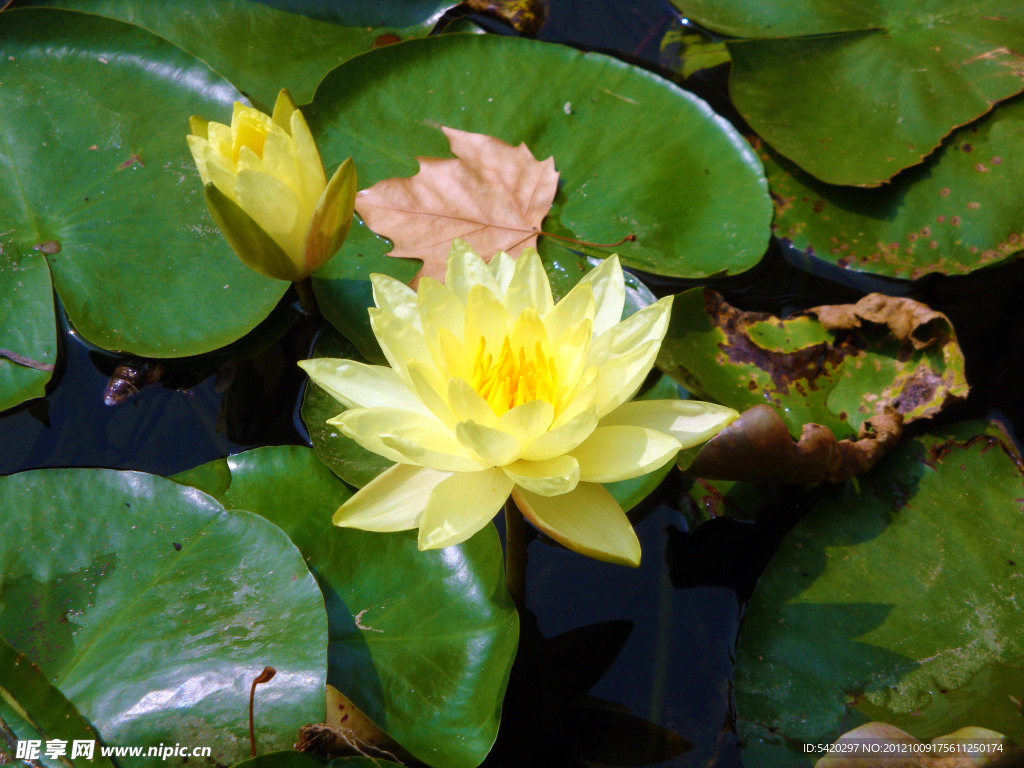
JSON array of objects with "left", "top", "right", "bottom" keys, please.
[{"left": 471, "top": 336, "right": 558, "bottom": 415}]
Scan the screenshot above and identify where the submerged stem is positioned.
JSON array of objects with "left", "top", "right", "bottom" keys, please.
[
  {"left": 504, "top": 497, "right": 527, "bottom": 615},
  {"left": 293, "top": 277, "right": 319, "bottom": 316}
]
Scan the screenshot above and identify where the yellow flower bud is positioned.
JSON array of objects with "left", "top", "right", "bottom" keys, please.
[{"left": 187, "top": 89, "right": 356, "bottom": 281}]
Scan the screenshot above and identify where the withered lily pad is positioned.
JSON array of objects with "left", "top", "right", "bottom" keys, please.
[
  {"left": 672, "top": 0, "right": 1024, "bottom": 187},
  {"left": 734, "top": 422, "right": 1024, "bottom": 765},
  {"left": 759, "top": 94, "right": 1024, "bottom": 279},
  {"left": 657, "top": 288, "right": 969, "bottom": 441}
]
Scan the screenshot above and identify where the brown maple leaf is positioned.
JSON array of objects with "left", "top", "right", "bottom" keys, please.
[{"left": 355, "top": 126, "right": 559, "bottom": 285}]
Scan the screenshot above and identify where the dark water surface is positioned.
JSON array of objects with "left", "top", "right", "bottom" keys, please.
[{"left": 4, "top": 1, "right": 1024, "bottom": 766}]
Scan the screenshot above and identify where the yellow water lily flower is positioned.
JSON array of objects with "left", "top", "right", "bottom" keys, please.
[
  {"left": 187, "top": 89, "right": 356, "bottom": 281},
  {"left": 299, "top": 241, "right": 738, "bottom": 566}
]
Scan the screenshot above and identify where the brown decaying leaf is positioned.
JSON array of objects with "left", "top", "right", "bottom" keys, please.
[
  {"left": 355, "top": 126, "right": 559, "bottom": 286},
  {"left": 297, "top": 684, "right": 413, "bottom": 764},
  {"left": 685, "top": 404, "right": 904, "bottom": 485},
  {"left": 464, "top": 0, "right": 549, "bottom": 35},
  {"left": 797, "top": 293, "right": 953, "bottom": 352}
]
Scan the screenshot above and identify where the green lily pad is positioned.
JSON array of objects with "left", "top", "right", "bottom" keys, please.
[
  {"left": 0, "top": 635, "right": 115, "bottom": 768},
  {"left": 21, "top": 0, "right": 452, "bottom": 108},
  {"left": 758, "top": 95, "right": 1024, "bottom": 279},
  {"left": 301, "top": 324, "right": 395, "bottom": 487},
  {"left": 672, "top": 0, "right": 1024, "bottom": 187},
  {"left": 0, "top": 8, "right": 288, "bottom": 358},
  {"left": 173, "top": 446, "right": 519, "bottom": 768},
  {"left": 307, "top": 33, "right": 771, "bottom": 279},
  {"left": 0, "top": 252, "right": 56, "bottom": 413},
  {"left": 657, "top": 288, "right": 969, "bottom": 440},
  {"left": 734, "top": 421, "right": 1024, "bottom": 765},
  {"left": 0, "top": 468, "right": 326, "bottom": 766}
]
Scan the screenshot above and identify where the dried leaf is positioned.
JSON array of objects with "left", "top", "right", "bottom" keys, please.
[
  {"left": 355, "top": 126, "right": 559, "bottom": 285},
  {"left": 683, "top": 404, "right": 903, "bottom": 484}
]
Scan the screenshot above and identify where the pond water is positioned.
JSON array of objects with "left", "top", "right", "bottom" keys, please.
[{"left": 3, "top": 1, "right": 1024, "bottom": 766}]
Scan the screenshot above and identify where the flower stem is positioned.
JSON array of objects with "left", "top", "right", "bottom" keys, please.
[
  {"left": 504, "top": 497, "right": 527, "bottom": 615},
  {"left": 293, "top": 278, "right": 319, "bottom": 316},
  {"left": 537, "top": 230, "right": 637, "bottom": 248}
]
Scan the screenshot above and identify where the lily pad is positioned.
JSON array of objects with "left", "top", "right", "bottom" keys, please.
[
  {"left": 0, "top": 635, "right": 114, "bottom": 768},
  {"left": 173, "top": 445, "right": 519, "bottom": 768},
  {"left": 232, "top": 754, "right": 380, "bottom": 768},
  {"left": 0, "top": 8, "right": 288, "bottom": 358},
  {"left": 0, "top": 468, "right": 326, "bottom": 766},
  {"left": 757, "top": 94, "right": 1024, "bottom": 279},
  {"left": 307, "top": 33, "right": 771, "bottom": 280},
  {"left": 0, "top": 253, "right": 56, "bottom": 413},
  {"left": 21, "top": 0, "right": 453, "bottom": 108},
  {"left": 734, "top": 421, "right": 1024, "bottom": 764},
  {"left": 657, "top": 288, "right": 969, "bottom": 440},
  {"left": 672, "top": 0, "right": 1024, "bottom": 187}
]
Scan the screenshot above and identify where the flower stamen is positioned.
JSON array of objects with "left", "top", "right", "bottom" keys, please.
[{"left": 471, "top": 335, "right": 558, "bottom": 415}]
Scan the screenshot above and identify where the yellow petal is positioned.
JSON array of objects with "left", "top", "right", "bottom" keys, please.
[
  {"left": 496, "top": 399, "right": 554, "bottom": 447},
  {"left": 446, "top": 239, "right": 501, "bottom": 303},
  {"left": 455, "top": 420, "right": 521, "bottom": 466},
  {"left": 304, "top": 157, "right": 357, "bottom": 274},
  {"left": 234, "top": 167, "right": 304, "bottom": 261},
  {"left": 438, "top": 328, "right": 472, "bottom": 382},
  {"left": 236, "top": 144, "right": 265, "bottom": 174},
  {"left": 381, "top": 433, "right": 485, "bottom": 473},
  {"left": 599, "top": 400, "right": 739, "bottom": 449},
  {"left": 551, "top": 318, "right": 592, "bottom": 402},
  {"left": 521, "top": 405, "right": 598, "bottom": 461},
  {"left": 580, "top": 254, "right": 625, "bottom": 337},
  {"left": 206, "top": 156, "right": 238, "bottom": 202},
  {"left": 297, "top": 358, "right": 431, "bottom": 415},
  {"left": 508, "top": 307, "right": 548, "bottom": 357},
  {"left": 593, "top": 339, "right": 660, "bottom": 418},
  {"left": 464, "top": 283, "right": 510, "bottom": 353},
  {"left": 587, "top": 295, "right": 673, "bottom": 368},
  {"left": 371, "top": 273, "right": 421, "bottom": 331},
  {"left": 186, "top": 135, "right": 212, "bottom": 185},
  {"left": 207, "top": 121, "right": 233, "bottom": 157},
  {"left": 542, "top": 279, "right": 595, "bottom": 341},
  {"left": 330, "top": 407, "right": 481, "bottom": 471},
  {"left": 512, "top": 483, "right": 640, "bottom": 567},
  {"left": 504, "top": 248, "right": 553, "bottom": 319},
  {"left": 448, "top": 377, "right": 498, "bottom": 427},
  {"left": 271, "top": 88, "right": 299, "bottom": 132},
  {"left": 418, "top": 468, "right": 513, "bottom": 550},
  {"left": 290, "top": 108, "right": 327, "bottom": 210},
  {"left": 334, "top": 463, "right": 449, "bottom": 531},
  {"left": 489, "top": 250, "right": 516, "bottom": 293},
  {"left": 407, "top": 362, "right": 457, "bottom": 429},
  {"left": 261, "top": 129, "right": 303, "bottom": 202},
  {"left": 551, "top": 366, "right": 597, "bottom": 428},
  {"left": 369, "top": 308, "right": 434, "bottom": 384},
  {"left": 504, "top": 455, "right": 579, "bottom": 496},
  {"left": 569, "top": 425, "right": 680, "bottom": 482},
  {"left": 188, "top": 115, "right": 209, "bottom": 140}
]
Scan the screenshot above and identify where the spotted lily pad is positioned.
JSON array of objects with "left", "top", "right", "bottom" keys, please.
[
  {"left": 173, "top": 446, "right": 519, "bottom": 768},
  {"left": 20, "top": 0, "right": 453, "bottom": 107},
  {"left": 734, "top": 422, "right": 1024, "bottom": 765},
  {"left": 0, "top": 468, "right": 327, "bottom": 766},
  {"left": 657, "top": 288, "right": 969, "bottom": 440},
  {"left": 672, "top": 0, "right": 1024, "bottom": 186},
  {"left": 307, "top": 33, "right": 771, "bottom": 280},
  {"left": 759, "top": 94, "right": 1024, "bottom": 279},
  {"left": 0, "top": 9, "right": 288, "bottom": 359}
]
